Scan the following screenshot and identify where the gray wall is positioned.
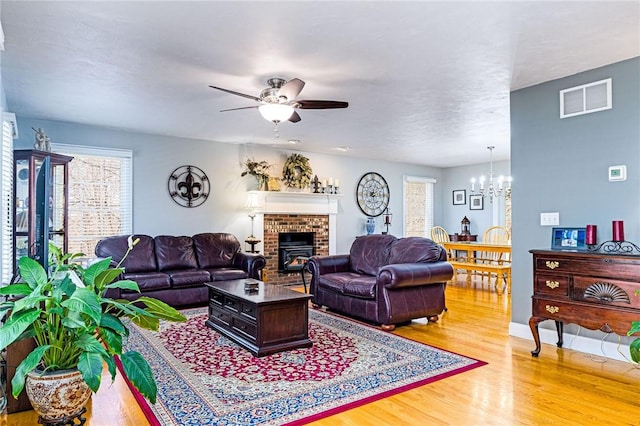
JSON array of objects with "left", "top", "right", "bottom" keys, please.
[
  {"left": 442, "top": 160, "right": 510, "bottom": 237},
  {"left": 13, "top": 118, "right": 443, "bottom": 254},
  {"left": 510, "top": 57, "right": 640, "bottom": 346}
]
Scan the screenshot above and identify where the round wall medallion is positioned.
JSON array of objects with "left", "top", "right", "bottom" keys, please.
[
  {"left": 356, "top": 172, "right": 390, "bottom": 217},
  {"left": 168, "top": 165, "right": 210, "bottom": 208}
]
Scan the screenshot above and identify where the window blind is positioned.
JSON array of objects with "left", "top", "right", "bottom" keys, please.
[
  {"left": 52, "top": 144, "right": 133, "bottom": 256},
  {"left": 403, "top": 176, "right": 436, "bottom": 238},
  {"left": 1, "top": 120, "right": 15, "bottom": 283}
]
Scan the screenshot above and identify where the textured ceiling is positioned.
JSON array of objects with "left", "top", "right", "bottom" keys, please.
[{"left": 2, "top": 1, "right": 639, "bottom": 167}]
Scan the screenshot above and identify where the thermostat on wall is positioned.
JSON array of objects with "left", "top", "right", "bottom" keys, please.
[{"left": 608, "top": 165, "right": 627, "bottom": 182}]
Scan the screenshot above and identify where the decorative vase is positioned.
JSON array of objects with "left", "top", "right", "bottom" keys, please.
[
  {"left": 366, "top": 217, "right": 376, "bottom": 235},
  {"left": 261, "top": 178, "right": 269, "bottom": 191},
  {"left": 25, "top": 368, "right": 92, "bottom": 423}
]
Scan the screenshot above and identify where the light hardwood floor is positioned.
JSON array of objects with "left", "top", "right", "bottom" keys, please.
[{"left": 7, "top": 276, "right": 640, "bottom": 425}]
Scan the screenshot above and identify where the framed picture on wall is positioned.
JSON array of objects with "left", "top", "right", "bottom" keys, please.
[
  {"left": 452, "top": 189, "right": 466, "bottom": 205},
  {"left": 469, "top": 194, "right": 484, "bottom": 210}
]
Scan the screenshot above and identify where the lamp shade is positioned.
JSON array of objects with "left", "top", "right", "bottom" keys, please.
[{"left": 258, "top": 104, "right": 294, "bottom": 123}]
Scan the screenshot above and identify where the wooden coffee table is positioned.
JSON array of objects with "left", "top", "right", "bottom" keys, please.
[{"left": 205, "top": 279, "right": 312, "bottom": 357}]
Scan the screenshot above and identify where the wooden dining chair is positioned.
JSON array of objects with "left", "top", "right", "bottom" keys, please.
[
  {"left": 431, "top": 226, "right": 457, "bottom": 281},
  {"left": 479, "top": 226, "right": 511, "bottom": 285}
]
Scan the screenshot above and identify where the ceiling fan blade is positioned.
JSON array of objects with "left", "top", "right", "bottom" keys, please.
[
  {"left": 295, "top": 100, "right": 349, "bottom": 109},
  {"left": 289, "top": 111, "right": 302, "bottom": 123},
  {"left": 209, "top": 85, "right": 260, "bottom": 102},
  {"left": 278, "top": 78, "right": 305, "bottom": 101},
  {"left": 220, "top": 106, "right": 259, "bottom": 112}
]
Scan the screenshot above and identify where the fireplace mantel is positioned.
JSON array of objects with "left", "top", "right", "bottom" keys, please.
[
  {"left": 247, "top": 191, "right": 341, "bottom": 255},
  {"left": 247, "top": 190, "right": 342, "bottom": 215}
]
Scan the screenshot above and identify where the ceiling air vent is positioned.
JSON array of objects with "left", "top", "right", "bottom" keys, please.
[{"left": 560, "top": 78, "right": 612, "bottom": 118}]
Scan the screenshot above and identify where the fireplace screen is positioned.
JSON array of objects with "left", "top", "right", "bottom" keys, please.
[{"left": 278, "top": 232, "right": 315, "bottom": 273}]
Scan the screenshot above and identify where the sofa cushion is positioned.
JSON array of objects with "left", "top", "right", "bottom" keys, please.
[
  {"left": 193, "top": 233, "right": 240, "bottom": 269},
  {"left": 95, "top": 234, "right": 157, "bottom": 273},
  {"left": 122, "top": 271, "right": 171, "bottom": 293},
  {"left": 155, "top": 236, "right": 198, "bottom": 271},
  {"left": 349, "top": 234, "right": 396, "bottom": 276},
  {"left": 165, "top": 269, "right": 211, "bottom": 288},
  {"left": 343, "top": 275, "right": 377, "bottom": 299},
  {"left": 388, "top": 237, "right": 446, "bottom": 264},
  {"left": 207, "top": 268, "right": 248, "bottom": 281}
]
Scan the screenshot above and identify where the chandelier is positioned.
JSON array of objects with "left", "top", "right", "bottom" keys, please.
[{"left": 470, "top": 146, "right": 512, "bottom": 203}]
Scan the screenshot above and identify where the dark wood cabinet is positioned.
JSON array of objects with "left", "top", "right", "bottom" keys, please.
[
  {"left": 529, "top": 249, "right": 640, "bottom": 357},
  {"left": 13, "top": 149, "right": 73, "bottom": 272}
]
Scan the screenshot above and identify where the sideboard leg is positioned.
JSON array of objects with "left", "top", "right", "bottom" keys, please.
[
  {"left": 529, "top": 316, "right": 544, "bottom": 357},
  {"left": 555, "top": 320, "right": 564, "bottom": 348}
]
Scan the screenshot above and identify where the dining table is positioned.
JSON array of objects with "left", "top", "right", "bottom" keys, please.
[{"left": 441, "top": 241, "right": 512, "bottom": 293}]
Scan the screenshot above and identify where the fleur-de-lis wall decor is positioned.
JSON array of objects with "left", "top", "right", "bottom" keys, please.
[{"left": 168, "top": 165, "right": 210, "bottom": 208}]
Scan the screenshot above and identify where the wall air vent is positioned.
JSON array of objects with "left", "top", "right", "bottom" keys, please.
[{"left": 560, "top": 78, "right": 612, "bottom": 119}]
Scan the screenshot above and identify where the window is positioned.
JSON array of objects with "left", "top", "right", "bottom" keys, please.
[
  {"left": 52, "top": 144, "right": 132, "bottom": 256},
  {"left": 1, "top": 114, "right": 16, "bottom": 283},
  {"left": 403, "top": 176, "right": 435, "bottom": 238}
]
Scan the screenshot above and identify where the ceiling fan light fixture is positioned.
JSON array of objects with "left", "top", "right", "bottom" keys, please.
[{"left": 258, "top": 104, "right": 294, "bottom": 123}]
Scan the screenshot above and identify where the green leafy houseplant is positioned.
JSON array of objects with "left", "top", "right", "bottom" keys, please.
[
  {"left": 0, "top": 238, "right": 186, "bottom": 404},
  {"left": 627, "top": 289, "right": 640, "bottom": 363}
]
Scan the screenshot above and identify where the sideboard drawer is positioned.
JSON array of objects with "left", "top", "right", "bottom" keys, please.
[
  {"left": 572, "top": 275, "right": 640, "bottom": 309},
  {"left": 532, "top": 297, "right": 635, "bottom": 335},
  {"left": 534, "top": 274, "right": 570, "bottom": 296},
  {"left": 535, "top": 255, "right": 640, "bottom": 280}
]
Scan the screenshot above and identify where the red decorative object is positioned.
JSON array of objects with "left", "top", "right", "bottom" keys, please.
[
  {"left": 612, "top": 220, "right": 625, "bottom": 242},
  {"left": 586, "top": 225, "right": 597, "bottom": 245}
]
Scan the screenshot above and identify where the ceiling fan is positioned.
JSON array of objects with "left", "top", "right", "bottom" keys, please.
[{"left": 209, "top": 77, "right": 348, "bottom": 125}]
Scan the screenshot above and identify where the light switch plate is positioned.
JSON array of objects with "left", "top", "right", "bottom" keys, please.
[{"left": 540, "top": 212, "right": 559, "bottom": 226}]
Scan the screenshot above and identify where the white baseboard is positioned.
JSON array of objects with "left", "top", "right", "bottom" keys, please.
[{"left": 509, "top": 322, "right": 631, "bottom": 363}]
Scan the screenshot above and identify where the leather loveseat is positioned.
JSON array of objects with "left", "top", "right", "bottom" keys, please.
[
  {"left": 307, "top": 234, "right": 453, "bottom": 330},
  {"left": 94, "top": 232, "right": 265, "bottom": 308}
]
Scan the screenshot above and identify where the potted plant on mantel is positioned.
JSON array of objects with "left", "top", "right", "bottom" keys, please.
[
  {"left": 241, "top": 158, "right": 273, "bottom": 191},
  {"left": 0, "top": 238, "right": 186, "bottom": 423}
]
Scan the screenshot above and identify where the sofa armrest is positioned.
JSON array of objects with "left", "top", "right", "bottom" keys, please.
[
  {"left": 307, "top": 254, "right": 350, "bottom": 276},
  {"left": 378, "top": 261, "right": 453, "bottom": 289},
  {"left": 232, "top": 252, "right": 266, "bottom": 280}
]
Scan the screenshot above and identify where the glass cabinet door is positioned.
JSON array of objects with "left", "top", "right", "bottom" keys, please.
[{"left": 13, "top": 150, "right": 73, "bottom": 272}]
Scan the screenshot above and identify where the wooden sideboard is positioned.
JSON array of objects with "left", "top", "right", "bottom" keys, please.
[{"left": 529, "top": 249, "right": 640, "bottom": 357}]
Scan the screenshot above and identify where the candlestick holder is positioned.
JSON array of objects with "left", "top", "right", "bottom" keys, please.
[
  {"left": 588, "top": 240, "right": 640, "bottom": 255},
  {"left": 311, "top": 175, "right": 321, "bottom": 193},
  {"left": 333, "top": 186, "right": 339, "bottom": 194},
  {"left": 327, "top": 184, "right": 334, "bottom": 194},
  {"left": 382, "top": 208, "right": 392, "bottom": 234}
]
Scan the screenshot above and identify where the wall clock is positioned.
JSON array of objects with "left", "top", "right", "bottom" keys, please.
[{"left": 356, "top": 172, "right": 390, "bottom": 217}]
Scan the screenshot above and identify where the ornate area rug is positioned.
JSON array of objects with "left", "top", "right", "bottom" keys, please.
[{"left": 120, "top": 307, "right": 486, "bottom": 425}]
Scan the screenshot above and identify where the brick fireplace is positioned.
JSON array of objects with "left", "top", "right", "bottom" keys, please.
[
  {"left": 262, "top": 214, "right": 329, "bottom": 285},
  {"left": 248, "top": 191, "right": 340, "bottom": 286}
]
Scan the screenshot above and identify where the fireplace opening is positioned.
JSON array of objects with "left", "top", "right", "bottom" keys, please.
[{"left": 278, "top": 232, "right": 315, "bottom": 273}]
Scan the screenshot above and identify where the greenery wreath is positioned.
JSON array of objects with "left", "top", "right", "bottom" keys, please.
[{"left": 282, "top": 153, "right": 313, "bottom": 189}]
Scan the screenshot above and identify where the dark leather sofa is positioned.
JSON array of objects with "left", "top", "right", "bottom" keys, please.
[
  {"left": 94, "top": 233, "right": 265, "bottom": 308},
  {"left": 307, "top": 234, "right": 453, "bottom": 330}
]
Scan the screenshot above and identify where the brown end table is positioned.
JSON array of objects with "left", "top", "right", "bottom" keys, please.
[{"left": 205, "top": 279, "right": 312, "bottom": 356}]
